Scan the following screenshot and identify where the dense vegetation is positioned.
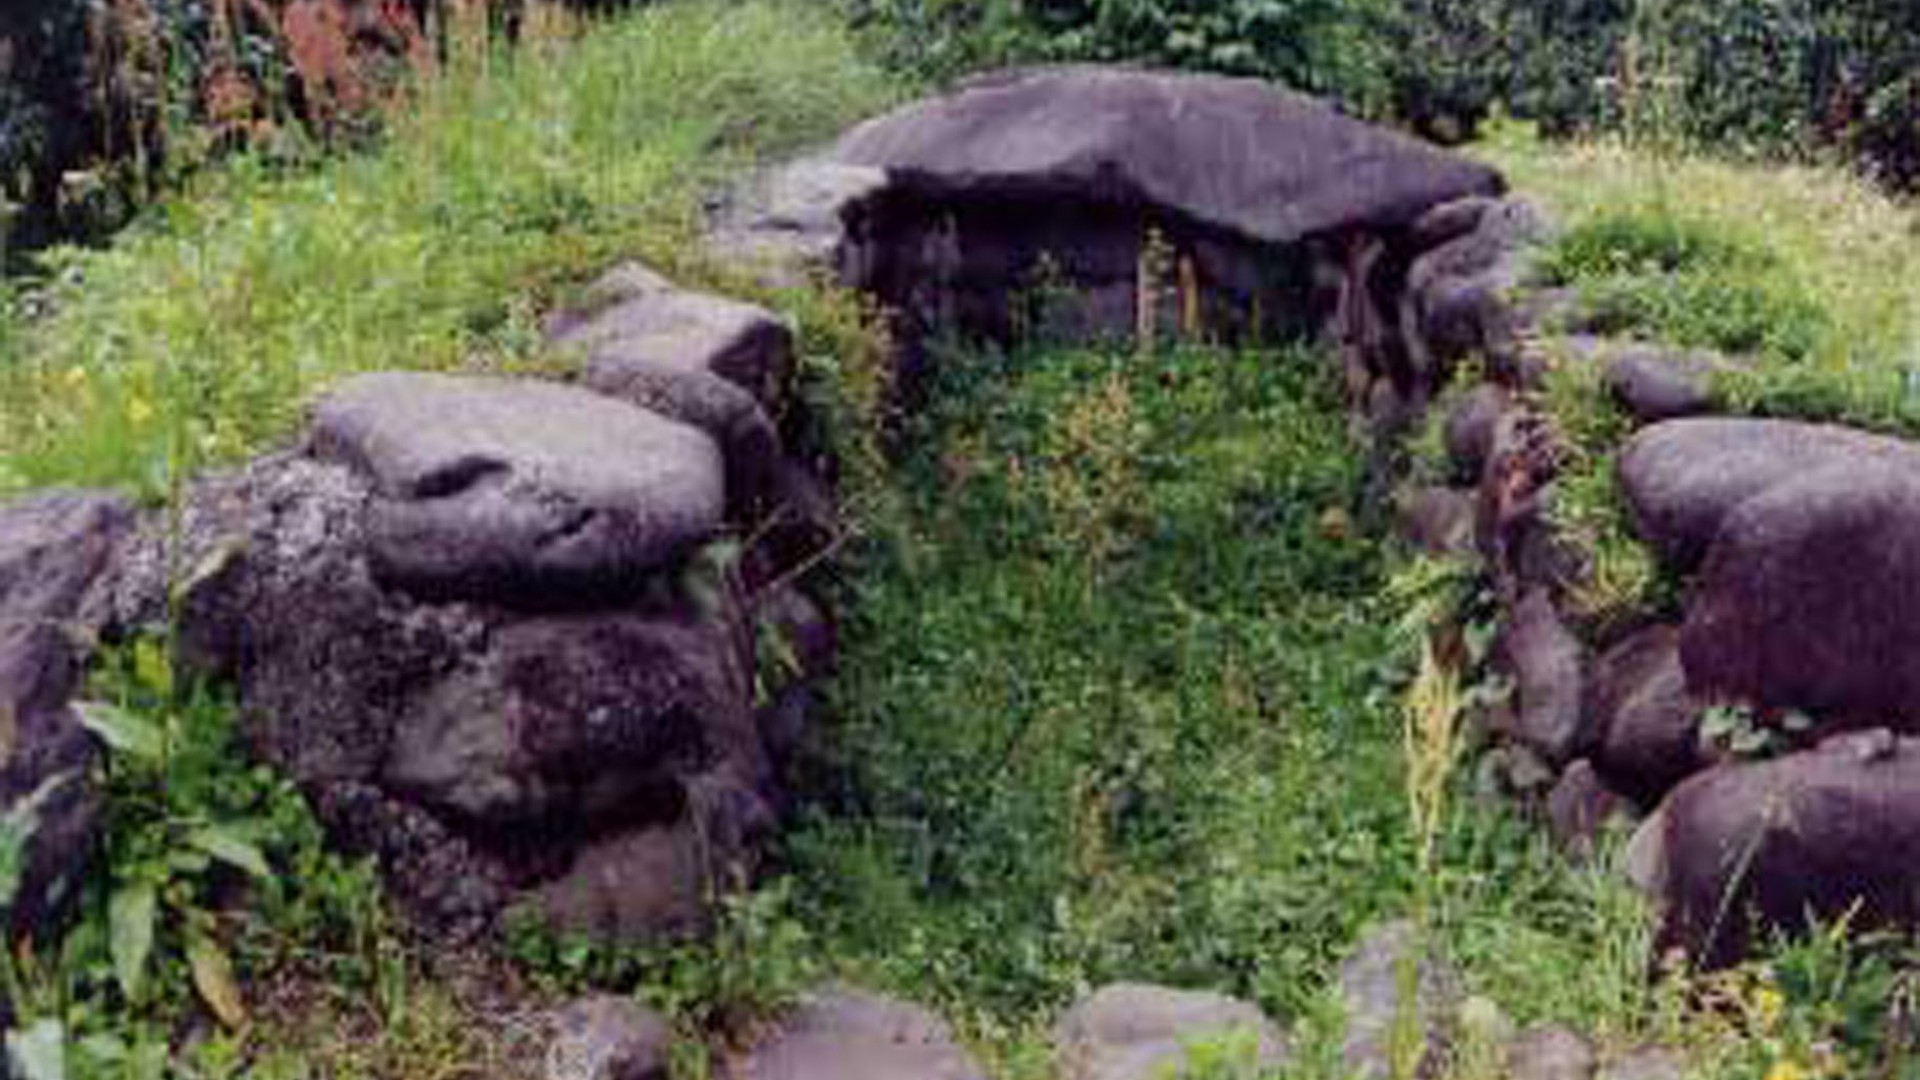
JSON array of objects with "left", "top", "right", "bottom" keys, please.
[{"left": 846, "top": 0, "right": 1920, "bottom": 181}]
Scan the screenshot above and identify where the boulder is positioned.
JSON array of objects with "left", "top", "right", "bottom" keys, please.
[
  {"left": 1618, "top": 418, "right": 1919, "bottom": 572},
  {"left": 1546, "top": 761, "right": 1632, "bottom": 858},
  {"left": 729, "top": 987, "right": 986, "bottom": 1080},
  {"left": 1053, "top": 983, "right": 1290, "bottom": 1080},
  {"left": 546, "top": 995, "right": 672, "bottom": 1080},
  {"left": 829, "top": 66, "right": 1503, "bottom": 248},
  {"left": 546, "top": 265, "right": 795, "bottom": 517},
  {"left": 1405, "top": 199, "right": 1553, "bottom": 376},
  {"left": 1589, "top": 627, "right": 1705, "bottom": 803},
  {"left": 1394, "top": 487, "right": 1475, "bottom": 558},
  {"left": 1444, "top": 384, "right": 1508, "bottom": 484},
  {"left": 705, "top": 160, "right": 890, "bottom": 289},
  {"left": 549, "top": 262, "right": 794, "bottom": 409},
  {"left": 1599, "top": 345, "right": 1726, "bottom": 424},
  {"left": 1476, "top": 411, "right": 1578, "bottom": 602},
  {"left": 1635, "top": 730, "right": 1920, "bottom": 967},
  {"left": 1495, "top": 590, "right": 1592, "bottom": 768},
  {"left": 1507, "top": 1025, "right": 1597, "bottom": 1080},
  {"left": 0, "top": 491, "right": 132, "bottom": 941},
  {"left": 113, "top": 453, "right": 772, "bottom": 939},
  {"left": 310, "top": 372, "right": 726, "bottom": 603},
  {"left": 1338, "top": 921, "right": 1462, "bottom": 1080},
  {"left": 1682, "top": 460, "right": 1920, "bottom": 726},
  {"left": 1410, "top": 195, "right": 1499, "bottom": 250}
]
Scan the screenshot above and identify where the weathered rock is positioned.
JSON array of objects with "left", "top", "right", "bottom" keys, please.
[
  {"left": 705, "top": 160, "right": 890, "bottom": 289},
  {"left": 544, "top": 265, "right": 796, "bottom": 518},
  {"left": 546, "top": 995, "right": 672, "bottom": 1080},
  {"left": 1410, "top": 195, "right": 1499, "bottom": 250},
  {"left": 1618, "top": 418, "right": 1918, "bottom": 572},
  {"left": 1495, "top": 590, "right": 1592, "bottom": 767},
  {"left": 1590, "top": 627, "right": 1704, "bottom": 803},
  {"left": 1682, "top": 460, "right": 1920, "bottom": 726},
  {"left": 1507, "top": 1025, "right": 1597, "bottom": 1080},
  {"left": 1339, "top": 921, "right": 1462, "bottom": 1080},
  {"left": 730, "top": 987, "right": 986, "bottom": 1080},
  {"left": 1395, "top": 486, "right": 1475, "bottom": 558},
  {"left": 1597, "top": 1047, "right": 1688, "bottom": 1080},
  {"left": 1476, "top": 411, "right": 1577, "bottom": 601},
  {"left": 1054, "top": 983, "right": 1290, "bottom": 1080},
  {"left": 1408, "top": 199, "right": 1554, "bottom": 289},
  {"left": 1600, "top": 345, "right": 1726, "bottom": 424},
  {"left": 1546, "top": 760, "right": 1631, "bottom": 858},
  {"left": 0, "top": 491, "right": 132, "bottom": 941},
  {"left": 830, "top": 66, "right": 1503, "bottom": 248},
  {"left": 550, "top": 262, "right": 794, "bottom": 409},
  {"left": 1636, "top": 730, "right": 1920, "bottom": 967},
  {"left": 1444, "top": 384, "right": 1509, "bottom": 484},
  {"left": 119, "top": 453, "right": 771, "bottom": 939},
  {"left": 1406, "top": 199, "right": 1553, "bottom": 376},
  {"left": 311, "top": 372, "right": 725, "bottom": 603},
  {"left": 536, "top": 822, "right": 723, "bottom": 943}
]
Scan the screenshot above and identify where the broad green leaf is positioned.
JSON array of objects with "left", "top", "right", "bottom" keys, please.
[
  {"left": 5, "top": 1017, "right": 67, "bottom": 1080},
  {"left": 73, "top": 702, "right": 166, "bottom": 762},
  {"left": 188, "top": 824, "right": 272, "bottom": 880},
  {"left": 188, "top": 934, "right": 249, "bottom": 1030},
  {"left": 109, "top": 879, "right": 158, "bottom": 1002}
]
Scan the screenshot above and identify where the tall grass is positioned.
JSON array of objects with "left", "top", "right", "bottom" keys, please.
[
  {"left": 0, "top": 0, "right": 896, "bottom": 499},
  {"left": 1478, "top": 122, "right": 1920, "bottom": 435}
]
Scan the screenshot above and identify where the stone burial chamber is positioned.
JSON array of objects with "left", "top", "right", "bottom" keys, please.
[
  {"left": 709, "top": 64, "right": 1509, "bottom": 413},
  {"left": 1, "top": 64, "right": 1520, "bottom": 960}
]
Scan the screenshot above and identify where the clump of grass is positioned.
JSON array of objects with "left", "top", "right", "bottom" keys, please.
[
  {"left": 0, "top": 0, "right": 897, "bottom": 499},
  {"left": 1479, "top": 122, "right": 1920, "bottom": 437}
]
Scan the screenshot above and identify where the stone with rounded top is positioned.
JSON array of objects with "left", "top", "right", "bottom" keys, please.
[{"left": 311, "top": 371, "right": 724, "bottom": 603}]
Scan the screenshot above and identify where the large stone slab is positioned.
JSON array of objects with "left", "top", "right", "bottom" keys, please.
[
  {"left": 1054, "top": 983, "right": 1290, "bottom": 1080},
  {"left": 1618, "top": 418, "right": 1919, "bottom": 572},
  {"left": 829, "top": 66, "right": 1503, "bottom": 247},
  {"left": 311, "top": 372, "right": 725, "bottom": 602},
  {"left": 1683, "top": 460, "right": 1920, "bottom": 726},
  {"left": 729, "top": 988, "right": 986, "bottom": 1080}
]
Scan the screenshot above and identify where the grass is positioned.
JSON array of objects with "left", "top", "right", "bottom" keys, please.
[
  {"left": 0, "top": 0, "right": 896, "bottom": 500},
  {"left": 790, "top": 343, "right": 1413, "bottom": 1031},
  {"left": 1468, "top": 124, "right": 1920, "bottom": 635}
]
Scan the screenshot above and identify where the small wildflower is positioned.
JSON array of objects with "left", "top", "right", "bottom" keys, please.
[{"left": 1755, "top": 984, "right": 1786, "bottom": 1029}]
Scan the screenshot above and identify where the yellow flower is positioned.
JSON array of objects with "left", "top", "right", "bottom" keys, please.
[
  {"left": 1755, "top": 984, "right": 1786, "bottom": 1028},
  {"left": 128, "top": 396, "right": 154, "bottom": 424},
  {"left": 1764, "top": 1060, "right": 1808, "bottom": 1080}
]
